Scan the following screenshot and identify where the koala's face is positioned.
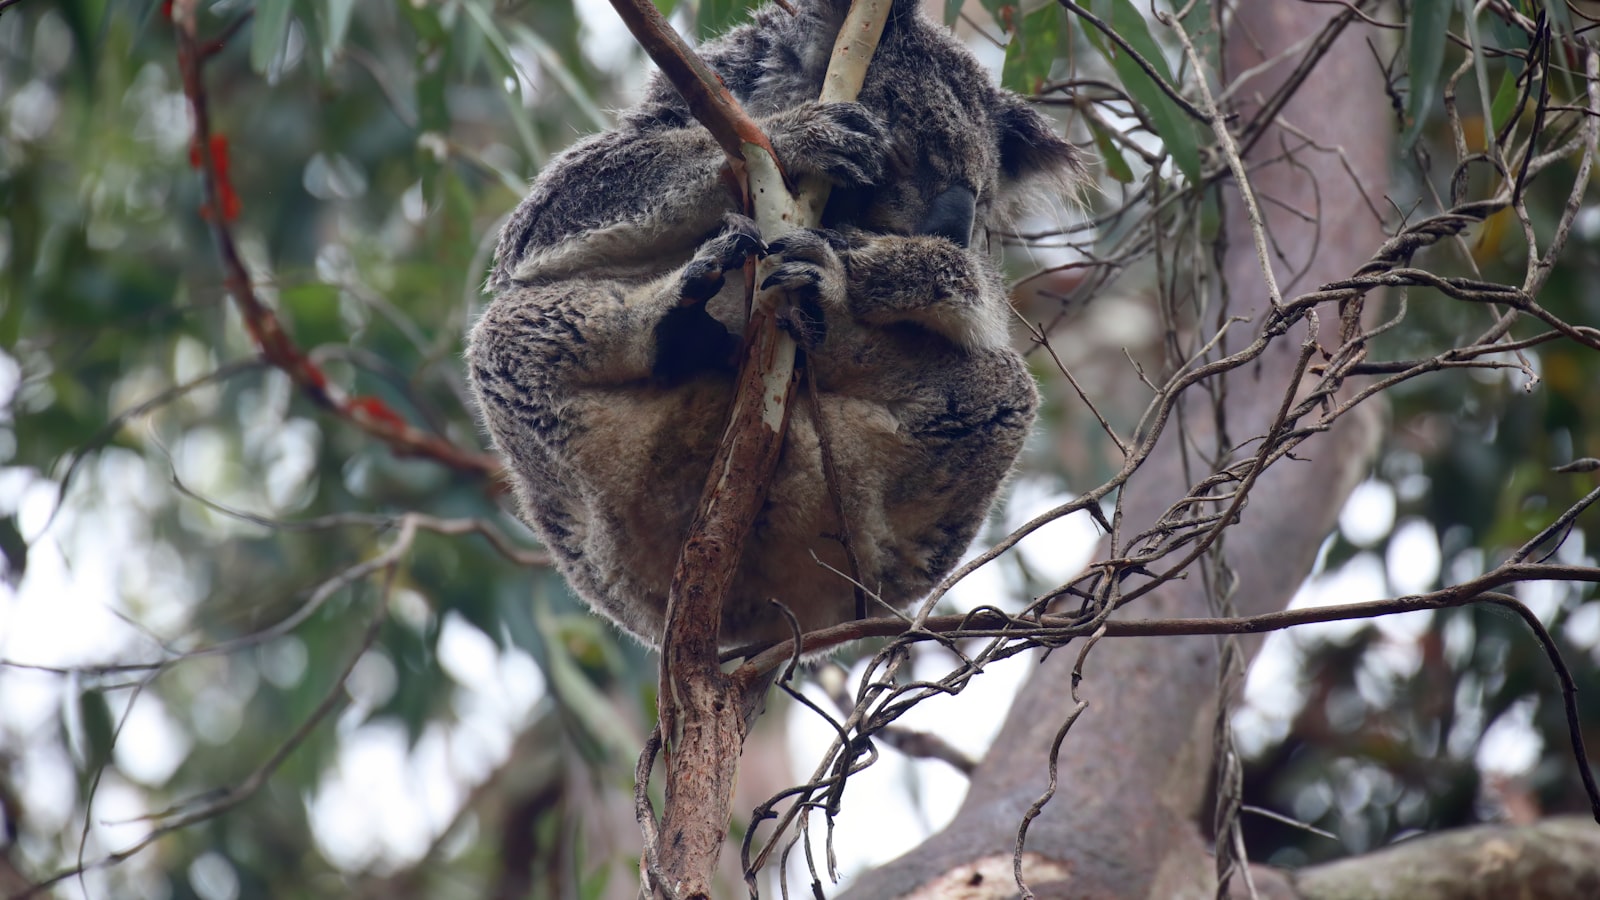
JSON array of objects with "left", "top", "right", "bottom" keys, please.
[
  {"left": 822, "top": 80, "right": 1000, "bottom": 247},
  {"left": 818, "top": 26, "right": 1063, "bottom": 252}
]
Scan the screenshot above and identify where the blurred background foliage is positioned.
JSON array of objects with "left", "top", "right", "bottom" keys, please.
[{"left": 0, "top": 0, "right": 1595, "bottom": 898}]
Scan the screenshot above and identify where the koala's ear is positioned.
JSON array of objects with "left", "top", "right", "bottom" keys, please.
[{"left": 994, "top": 92, "right": 1082, "bottom": 183}]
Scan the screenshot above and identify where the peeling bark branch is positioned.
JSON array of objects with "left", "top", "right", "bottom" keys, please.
[{"left": 602, "top": 1, "right": 892, "bottom": 895}]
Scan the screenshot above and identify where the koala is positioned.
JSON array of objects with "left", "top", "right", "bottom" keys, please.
[{"left": 468, "top": 0, "right": 1079, "bottom": 648}]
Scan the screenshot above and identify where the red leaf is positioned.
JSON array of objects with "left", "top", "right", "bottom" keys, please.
[
  {"left": 205, "top": 134, "right": 242, "bottom": 221},
  {"left": 208, "top": 134, "right": 229, "bottom": 170},
  {"left": 349, "top": 396, "right": 407, "bottom": 429}
]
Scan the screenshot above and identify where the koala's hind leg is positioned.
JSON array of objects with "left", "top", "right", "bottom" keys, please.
[
  {"left": 763, "top": 229, "right": 1013, "bottom": 352},
  {"left": 842, "top": 235, "right": 1013, "bottom": 351},
  {"left": 872, "top": 347, "right": 1038, "bottom": 599}
]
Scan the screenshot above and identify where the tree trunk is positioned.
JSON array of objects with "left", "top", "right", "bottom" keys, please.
[{"left": 838, "top": 1, "right": 1392, "bottom": 895}]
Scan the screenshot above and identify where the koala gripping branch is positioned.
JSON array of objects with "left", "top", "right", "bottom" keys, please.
[{"left": 603, "top": 0, "right": 892, "bottom": 895}]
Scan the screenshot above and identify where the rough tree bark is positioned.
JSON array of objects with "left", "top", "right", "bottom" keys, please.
[{"left": 1290, "top": 816, "right": 1600, "bottom": 900}]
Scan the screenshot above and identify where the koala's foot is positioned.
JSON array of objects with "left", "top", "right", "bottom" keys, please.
[
  {"left": 762, "top": 229, "right": 850, "bottom": 350},
  {"left": 840, "top": 235, "right": 1009, "bottom": 351},
  {"left": 680, "top": 213, "right": 765, "bottom": 304},
  {"left": 768, "top": 102, "right": 888, "bottom": 187}
]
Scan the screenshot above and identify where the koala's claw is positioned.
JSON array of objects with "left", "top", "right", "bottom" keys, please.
[
  {"left": 716, "top": 213, "right": 767, "bottom": 257},
  {"left": 759, "top": 262, "right": 823, "bottom": 296},
  {"left": 765, "top": 228, "right": 849, "bottom": 259},
  {"left": 776, "top": 298, "right": 828, "bottom": 351},
  {"left": 681, "top": 214, "right": 767, "bottom": 304},
  {"left": 762, "top": 229, "right": 845, "bottom": 301},
  {"left": 761, "top": 229, "right": 849, "bottom": 351}
]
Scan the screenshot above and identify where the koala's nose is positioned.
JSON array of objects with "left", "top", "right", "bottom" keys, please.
[{"left": 916, "top": 185, "right": 976, "bottom": 247}]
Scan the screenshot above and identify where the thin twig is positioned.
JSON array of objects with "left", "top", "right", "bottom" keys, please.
[{"left": 13, "top": 553, "right": 398, "bottom": 899}]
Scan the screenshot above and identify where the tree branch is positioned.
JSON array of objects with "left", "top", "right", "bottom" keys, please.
[
  {"left": 601, "top": 0, "right": 893, "bottom": 895},
  {"left": 170, "top": 0, "right": 501, "bottom": 482},
  {"left": 1290, "top": 816, "right": 1600, "bottom": 899}
]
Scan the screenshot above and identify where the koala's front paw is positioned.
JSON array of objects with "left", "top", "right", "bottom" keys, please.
[
  {"left": 769, "top": 102, "right": 888, "bottom": 187},
  {"left": 761, "top": 229, "right": 850, "bottom": 350},
  {"left": 680, "top": 213, "right": 766, "bottom": 304}
]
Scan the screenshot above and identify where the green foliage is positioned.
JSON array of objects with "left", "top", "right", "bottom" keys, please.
[
  {"left": 0, "top": 0, "right": 636, "bottom": 894},
  {"left": 1087, "top": 117, "right": 1134, "bottom": 182},
  {"left": 1084, "top": 0, "right": 1202, "bottom": 182},
  {"left": 696, "top": 0, "right": 752, "bottom": 39},
  {"left": 0, "top": 0, "right": 1595, "bottom": 896},
  {"left": 251, "top": 0, "right": 295, "bottom": 74},
  {"left": 1001, "top": 3, "right": 1062, "bottom": 94},
  {"left": 1403, "top": 0, "right": 1451, "bottom": 148}
]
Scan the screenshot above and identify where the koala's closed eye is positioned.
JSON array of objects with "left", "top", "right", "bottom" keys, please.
[{"left": 467, "top": 0, "right": 1080, "bottom": 650}]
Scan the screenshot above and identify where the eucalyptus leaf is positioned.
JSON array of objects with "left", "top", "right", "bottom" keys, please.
[
  {"left": 251, "top": 0, "right": 295, "bottom": 76},
  {"left": 977, "top": 0, "right": 1011, "bottom": 31},
  {"left": 460, "top": 0, "right": 546, "bottom": 166},
  {"left": 1488, "top": 68, "right": 1519, "bottom": 135},
  {"left": 75, "top": 687, "right": 115, "bottom": 777},
  {"left": 507, "top": 21, "right": 612, "bottom": 134},
  {"left": 1001, "top": 4, "right": 1061, "bottom": 95},
  {"left": 1088, "top": 118, "right": 1134, "bottom": 183},
  {"left": 1088, "top": 0, "right": 1202, "bottom": 182},
  {"left": 697, "top": 0, "right": 749, "bottom": 40},
  {"left": 323, "top": 0, "right": 355, "bottom": 68},
  {"left": 1402, "top": 0, "right": 1450, "bottom": 149},
  {"left": 534, "top": 595, "right": 641, "bottom": 763}
]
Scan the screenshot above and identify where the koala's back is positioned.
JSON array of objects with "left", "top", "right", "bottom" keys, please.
[{"left": 470, "top": 0, "right": 1074, "bottom": 649}]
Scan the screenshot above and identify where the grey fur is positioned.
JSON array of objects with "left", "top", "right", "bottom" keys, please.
[{"left": 468, "top": 0, "right": 1079, "bottom": 647}]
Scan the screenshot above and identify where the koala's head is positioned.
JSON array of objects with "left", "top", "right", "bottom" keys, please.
[
  {"left": 638, "top": 0, "right": 1080, "bottom": 249},
  {"left": 819, "top": 0, "right": 1082, "bottom": 249}
]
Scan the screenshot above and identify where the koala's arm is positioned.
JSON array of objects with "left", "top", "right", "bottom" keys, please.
[
  {"left": 475, "top": 99, "right": 889, "bottom": 424},
  {"left": 489, "top": 124, "right": 731, "bottom": 290},
  {"left": 490, "top": 102, "right": 886, "bottom": 291},
  {"left": 470, "top": 217, "right": 763, "bottom": 419}
]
